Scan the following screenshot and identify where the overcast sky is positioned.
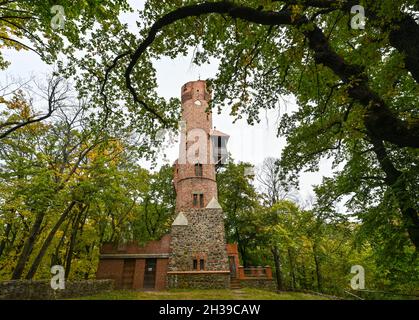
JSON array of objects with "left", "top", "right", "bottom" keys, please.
[{"left": 0, "top": 1, "right": 338, "bottom": 205}]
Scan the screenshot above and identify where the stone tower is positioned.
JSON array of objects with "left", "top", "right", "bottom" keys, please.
[{"left": 168, "top": 80, "right": 230, "bottom": 289}]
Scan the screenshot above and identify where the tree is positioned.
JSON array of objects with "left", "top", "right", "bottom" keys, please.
[
  {"left": 0, "top": 1, "right": 130, "bottom": 68},
  {"left": 255, "top": 200, "right": 357, "bottom": 294},
  {"left": 131, "top": 164, "right": 176, "bottom": 243},
  {"left": 257, "top": 157, "right": 297, "bottom": 206},
  {"left": 257, "top": 157, "right": 282, "bottom": 206},
  {"left": 217, "top": 160, "right": 260, "bottom": 266},
  {"left": 0, "top": 77, "right": 164, "bottom": 280},
  {"left": 256, "top": 200, "right": 301, "bottom": 291},
  {"left": 73, "top": 0, "right": 418, "bottom": 249}
]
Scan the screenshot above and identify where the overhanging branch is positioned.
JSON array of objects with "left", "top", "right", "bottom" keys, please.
[{"left": 126, "top": 1, "right": 418, "bottom": 147}]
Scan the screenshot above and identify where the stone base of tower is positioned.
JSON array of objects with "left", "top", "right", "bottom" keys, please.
[
  {"left": 167, "top": 272, "right": 230, "bottom": 289},
  {"left": 168, "top": 208, "right": 230, "bottom": 289}
]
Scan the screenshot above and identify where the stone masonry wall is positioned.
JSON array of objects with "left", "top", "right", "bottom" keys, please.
[
  {"left": 167, "top": 273, "right": 229, "bottom": 289},
  {"left": 239, "top": 279, "right": 277, "bottom": 291},
  {"left": 169, "top": 208, "right": 229, "bottom": 272},
  {"left": 0, "top": 279, "right": 114, "bottom": 300}
]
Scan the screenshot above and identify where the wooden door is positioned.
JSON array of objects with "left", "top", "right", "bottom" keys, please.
[
  {"left": 143, "top": 258, "right": 157, "bottom": 289},
  {"left": 121, "top": 259, "right": 135, "bottom": 289}
]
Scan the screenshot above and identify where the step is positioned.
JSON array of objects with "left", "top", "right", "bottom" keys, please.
[{"left": 230, "top": 279, "right": 241, "bottom": 289}]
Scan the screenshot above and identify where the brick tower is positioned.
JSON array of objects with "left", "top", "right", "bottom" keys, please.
[
  {"left": 173, "top": 80, "right": 226, "bottom": 211},
  {"left": 168, "top": 80, "right": 230, "bottom": 289}
]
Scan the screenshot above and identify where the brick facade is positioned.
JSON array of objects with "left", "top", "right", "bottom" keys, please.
[
  {"left": 226, "top": 243, "right": 240, "bottom": 278},
  {"left": 96, "top": 235, "right": 171, "bottom": 290},
  {"left": 173, "top": 80, "right": 225, "bottom": 212}
]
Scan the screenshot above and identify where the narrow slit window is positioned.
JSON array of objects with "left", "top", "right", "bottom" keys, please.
[
  {"left": 195, "top": 163, "right": 203, "bottom": 176},
  {"left": 193, "top": 259, "right": 198, "bottom": 270},
  {"left": 199, "top": 194, "right": 204, "bottom": 208},
  {"left": 217, "top": 136, "right": 222, "bottom": 163},
  {"left": 200, "top": 259, "right": 205, "bottom": 270},
  {"left": 193, "top": 194, "right": 198, "bottom": 207}
]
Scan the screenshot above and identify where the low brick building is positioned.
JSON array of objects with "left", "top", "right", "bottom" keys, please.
[
  {"left": 96, "top": 80, "right": 273, "bottom": 290},
  {"left": 96, "top": 235, "right": 171, "bottom": 290}
]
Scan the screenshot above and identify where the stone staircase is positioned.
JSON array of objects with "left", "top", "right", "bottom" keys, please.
[{"left": 230, "top": 278, "right": 241, "bottom": 290}]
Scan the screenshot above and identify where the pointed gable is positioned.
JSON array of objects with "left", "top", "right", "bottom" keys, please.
[
  {"left": 206, "top": 197, "right": 222, "bottom": 209},
  {"left": 172, "top": 212, "right": 188, "bottom": 226}
]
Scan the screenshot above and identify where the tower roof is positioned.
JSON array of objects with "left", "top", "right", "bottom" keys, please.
[{"left": 210, "top": 129, "right": 229, "bottom": 137}]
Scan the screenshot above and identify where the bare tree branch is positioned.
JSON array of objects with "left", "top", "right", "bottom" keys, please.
[{"left": 0, "top": 77, "right": 66, "bottom": 139}]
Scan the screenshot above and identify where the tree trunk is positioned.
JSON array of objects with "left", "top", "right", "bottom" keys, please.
[
  {"left": 83, "top": 243, "right": 95, "bottom": 280},
  {"left": 387, "top": 14, "right": 419, "bottom": 84},
  {"left": 25, "top": 201, "right": 76, "bottom": 279},
  {"left": 238, "top": 242, "right": 248, "bottom": 267},
  {"left": 312, "top": 243, "right": 322, "bottom": 292},
  {"left": 234, "top": 224, "right": 248, "bottom": 266},
  {"left": 65, "top": 205, "right": 87, "bottom": 279},
  {"left": 11, "top": 211, "right": 45, "bottom": 279},
  {"left": 51, "top": 216, "right": 73, "bottom": 266},
  {"left": 0, "top": 223, "right": 12, "bottom": 259},
  {"left": 287, "top": 247, "right": 296, "bottom": 290},
  {"left": 370, "top": 137, "right": 419, "bottom": 249},
  {"left": 271, "top": 245, "right": 283, "bottom": 291},
  {"left": 300, "top": 261, "right": 307, "bottom": 289}
]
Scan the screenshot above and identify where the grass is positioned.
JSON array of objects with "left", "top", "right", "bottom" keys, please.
[{"left": 75, "top": 288, "right": 330, "bottom": 300}]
